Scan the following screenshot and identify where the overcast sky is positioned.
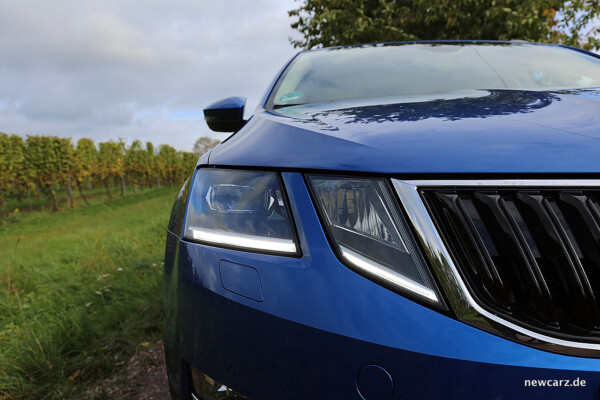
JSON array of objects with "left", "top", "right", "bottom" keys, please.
[
  {"left": 2, "top": 3, "right": 598, "bottom": 153},
  {"left": 0, "top": 0, "right": 299, "bottom": 151}
]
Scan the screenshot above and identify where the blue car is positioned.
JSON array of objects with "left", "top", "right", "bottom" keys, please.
[{"left": 164, "top": 41, "right": 600, "bottom": 400}]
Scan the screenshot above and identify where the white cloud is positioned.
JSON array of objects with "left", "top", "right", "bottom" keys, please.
[{"left": 0, "top": 0, "right": 300, "bottom": 151}]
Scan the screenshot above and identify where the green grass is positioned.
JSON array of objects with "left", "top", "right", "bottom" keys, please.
[
  {"left": 0, "top": 187, "right": 178, "bottom": 399},
  {"left": 3, "top": 184, "right": 151, "bottom": 215}
]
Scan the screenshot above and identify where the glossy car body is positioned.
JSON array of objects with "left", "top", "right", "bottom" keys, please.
[{"left": 165, "top": 42, "right": 600, "bottom": 399}]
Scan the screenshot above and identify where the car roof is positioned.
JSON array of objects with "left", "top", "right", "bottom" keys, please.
[
  {"left": 303, "top": 40, "right": 555, "bottom": 52},
  {"left": 300, "top": 40, "right": 600, "bottom": 59}
]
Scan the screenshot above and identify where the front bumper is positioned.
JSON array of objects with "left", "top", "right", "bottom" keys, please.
[{"left": 164, "top": 172, "right": 600, "bottom": 399}]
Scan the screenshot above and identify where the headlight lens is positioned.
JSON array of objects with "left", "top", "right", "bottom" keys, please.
[
  {"left": 308, "top": 176, "right": 439, "bottom": 304},
  {"left": 183, "top": 168, "right": 298, "bottom": 255}
]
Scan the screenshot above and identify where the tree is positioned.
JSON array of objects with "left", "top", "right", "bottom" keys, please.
[
  {"left": 180, "top": 152, "right": 198, "bottom": 178},
  {"left": 0, "top": 133, "right": 25, "bottom": 216},
  {"left": 157, "top": 145, "right": 178, "bottom": 187},
  {"left": 145, "top": 142, "right": 156, "bottom": 188},
  {"left": 192, "top": 136, "right": 220, "bottom": 157},
  {"left": 57, "top": 138, "right": 75, "bottom": 208},
  {"left": 25, "top": 136, "right": 63, "bottom": 212},
  {"left": 289, "top": 0, "right": 600, "bottom": 50},
  {"left": 125, "top": 140, "right": 153, "bottom": 193},
  {"left": 559, "top": 0, "right": 600, "bottom": 49},
  {"left": 11, "top": 135, "right": 33, "bottom": 206},
  {"left": 97, "top": 141, "right": 125, "bottom": 200},
  {"left": 74, "top": 138, "right": 97, "bottom": 205}
]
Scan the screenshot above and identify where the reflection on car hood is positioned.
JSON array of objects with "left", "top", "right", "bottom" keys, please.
[{"left": 209, "top": 88, "right": 600, "bottom": 174}]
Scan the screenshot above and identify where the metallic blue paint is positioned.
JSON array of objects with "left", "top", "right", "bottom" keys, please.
[
  {"left": 219, "top": 260, "right": 264, "bottom": 302},
  {"left": 203, "top": 96, "right": 246, "bottom": 114},
  {"left": 211, "top": 89, "right": 600, "bottom": 174},
  {"left": 165, "top": 173, "right": 600, "bottom": 399},
  {"left": 165, "top": 42, "right": 600, "bottom": 399},
  {"left": 203, "top": 96, "right": 247, "bottom": 132}
]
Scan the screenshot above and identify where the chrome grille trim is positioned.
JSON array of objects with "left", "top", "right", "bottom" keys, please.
[
  {"left": 407, "top": 179, "right": 600, "bottom": 188},
  {"left": 393, "top": 179, "right": 600, "bottom": 356}
]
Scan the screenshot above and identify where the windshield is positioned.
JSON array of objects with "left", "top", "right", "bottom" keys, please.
[{"left": 267, "top": 43, "right": 600, "bottom": 109}]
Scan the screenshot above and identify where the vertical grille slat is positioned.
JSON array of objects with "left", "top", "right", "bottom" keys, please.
[
  {"left": 421, "top": 186, "right": 600, "bottom": 342},
  {"left": 544, "top": 198, "right": 600, "bottom": 330},
  {"left": 559, "top": 193, "right": 600, "bottom": 265},
  {"left": 589, "top": 199, "right": 600, "bottom": 225},
  {"left": 474, "top": 192, "right": 558, "bottom": 326},
  {"left": 515, "top": 193, "right": 593, "bottom": 329},
  {"left": 455, "top": 197, "right": 505, "bottom": 288},
  {"left": 433, "top": 192, "right": 511, "bottom": 309}
]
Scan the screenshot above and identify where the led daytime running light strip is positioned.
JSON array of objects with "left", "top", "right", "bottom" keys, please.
[
  {"left": 188, "top": 226, "right": 297, "bottom": 254},
  {"left": 340, "top": 245, "right": 438, "bottom": 302}
]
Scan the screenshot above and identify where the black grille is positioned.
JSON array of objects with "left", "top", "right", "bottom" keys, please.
[{"left": 421, "top": 187, "right": 600, "bottom": 342}]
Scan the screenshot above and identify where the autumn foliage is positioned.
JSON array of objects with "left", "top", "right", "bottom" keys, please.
[
  {"left": 0, "top": 133, "right": 197, "bottom": 215},
  {"left": 289, "top": 0, "right": 600, "bottom": 50}
]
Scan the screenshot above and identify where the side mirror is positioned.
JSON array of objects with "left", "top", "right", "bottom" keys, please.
[{"left": 203, "top": 96, "right": 247, "bottom": 132}]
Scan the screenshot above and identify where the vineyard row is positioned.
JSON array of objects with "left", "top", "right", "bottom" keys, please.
[{"left": 0, "top": 133, "right": 198, "bottom": 214}]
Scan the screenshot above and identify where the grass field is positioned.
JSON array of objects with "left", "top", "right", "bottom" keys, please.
[{"left": 0, "top": 186, "right": 179, "bottom": 399}]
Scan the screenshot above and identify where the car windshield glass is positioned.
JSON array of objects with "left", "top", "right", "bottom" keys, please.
[{"left": 268, "top": 43, "right": 600, "bottom": 108}]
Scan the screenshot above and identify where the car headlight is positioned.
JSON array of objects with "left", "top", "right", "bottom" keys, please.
[
  {"left": 183, "top": 168, "right": 298, "bottom": 255},
  {"left": 308, "top": 176, "right": 441, "bottom": 304}
]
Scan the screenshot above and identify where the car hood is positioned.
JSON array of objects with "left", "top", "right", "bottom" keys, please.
[{"left": 209, "top": 88, "right": 600, "bottom": 174}]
